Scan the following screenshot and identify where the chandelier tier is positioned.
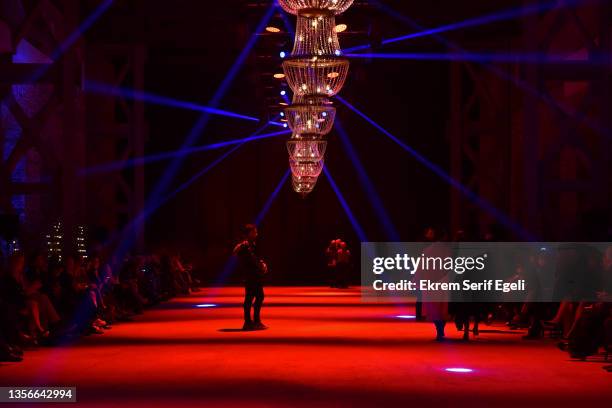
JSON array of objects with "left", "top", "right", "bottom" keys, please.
[
  {"left": 286, "top": 96, "right": 336, "bottom": 136},
  {"left": 278, "top": 0, "right": 355, "bottom": 15},
  {"left": 292, "top": 175, "right": 319, "bottom": 195},
  {"left": 289, "top": 159, "right": 324, "bottom": 178},
  {"left": 286, "top": 139, "right": 328, "bottom": 162},
  {"left": 282, "top": 56, "right": 349, "bottom": 97},
  {"left": 292, "top": 13, "right": 341, "bottom": 57}
]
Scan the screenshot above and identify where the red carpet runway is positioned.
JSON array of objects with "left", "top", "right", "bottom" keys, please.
[{"left": 1, "top": 287, "right": 610, "bottom": 407}]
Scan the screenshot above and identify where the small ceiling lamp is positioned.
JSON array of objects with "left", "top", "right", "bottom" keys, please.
[
  {"left": 334, "top": 23, "right": 347, "bottom": 33},
  {"left": 265, "top": 26, "right": 281, "bottom": 33}
]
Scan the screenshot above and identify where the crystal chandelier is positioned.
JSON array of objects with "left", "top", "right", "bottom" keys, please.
[
  {"left": 278, "top": 0, "right": 355, "bottom": 16},
  {"left": 279, "top": 0, "right": 354, "bottom": 195},
  {"left": 286, "top": 96, "right": 336, "bottom": 136}
]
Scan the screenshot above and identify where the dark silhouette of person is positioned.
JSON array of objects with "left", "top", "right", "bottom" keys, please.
[
  {"left": 233, "top": 224, "right": 268, "bottom": 331},
  {"left": 414, "top": 226, "right": 437, "bottom": 321}
]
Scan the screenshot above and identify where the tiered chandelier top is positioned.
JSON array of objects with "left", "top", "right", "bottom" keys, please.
[
  {"left": 278, "top": 0, "right": 355, "bottom": 15},
  {"left": 279, "top": 0, "right": 354, "bottom": 195},
  {"left": 292, "top": 13, "right": 341, "bottom": 56}
]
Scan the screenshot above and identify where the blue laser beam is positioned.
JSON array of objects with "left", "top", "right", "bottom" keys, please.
[
  {"left": 278, "top": 4, "right": 295, "bottom": 38},
  {"left": 323, "top": 166, "right": 368, "bottom": 242},
  {"left": 214, "top": 168, "right": 292, "bottom": 286},
  {"left": 111, "top": 120, "right": 273, "bottom": 261},
  {"left": 345, "top": 0, "right": 586, "bottom": 53},
  {"left": 255, "top": 169, "right": 291, "bottom": 225},
  {"left": 50, "top": 0, "right": 115, "bottom": 62},
  {"left": 5, "top": 0, "right": 114, "bottom": 107},
  {"left": 346, "top": 52, "right": 606, "bottom": 65},
  {"left": 142, "top": 3, "right": 276, "bottom": 237},
  {"left": 111, "top": 138, "right": 257, "bottom": 256},
  {"left": 80, "top": 129, "right": 291, "bottom": 176},
  {"left": 372, "top": 0, "right": 609, "bottom": 138},
  {"left": 336, "top": 96, "right": 537, "bottom": 241},
  {"left": 84, "top": 80, "right": 276, "bottom": 123},
  {"left": 335, "top": 119, "right": 400, "bottom": 240}
]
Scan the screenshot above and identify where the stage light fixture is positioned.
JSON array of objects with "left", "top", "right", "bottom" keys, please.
[
  {"left": 335, "top": 23, "right": 347, "bottom": 33},
  {"left": 273, "top": 73, "right": 286, "bottom": 79},
  {"left": 445, "top": 368, "right": 474, "bottom": 373},
  {"left": 265, "top": 26, "right": 281, "bottom": 33},
  {"left": 280, "top": 51, "right": 287, "bottom": 58}
]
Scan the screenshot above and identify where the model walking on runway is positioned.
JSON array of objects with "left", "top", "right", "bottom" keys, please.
[{"left": 233, "top": 224, "right": 268, "bottom": 331}]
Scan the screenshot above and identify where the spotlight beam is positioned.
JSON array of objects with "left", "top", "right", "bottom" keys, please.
[
  {"left": 323, "top": 167, "right": 368, "bottom": 242},
  {"left": 84, "top": 80, "right": 285, "bottom": 126},
  {"left": 214, "top": 168, "right": 291, "bottom": 288},
  {"left": 4, "top": 0, "right": 114, "bottom": 107},
  {"left": 345, "top": 0, "right": 587, "bottom": 53},
  {"left": 111, "top": 119, "right": 273, "bottom": 261},
  {"left": 143, "top": 3, "right": 276, "bottom": 239},
  {"left": 80, "top": 129, "right": 291, "bottom": 176},
  {"left": 255, "top": 170, "right": 291, "bottom": 225},
  {"left": 335, "top": 119, "right": 400, "bottom": 240},
  {"left": 346, "top": 52, "right": 608, "bottom": 65},
  {"left": 371, "top": 0, "right": 608, "bottom": 137},
  {"left": 111, "top": 143, "right": 244, "bottom": 258},
  {"left": 336, "top": 96, "right": 537, "bottom": 241},
  {"left": 50, "top": 0, "right": 115, "bottom": 61},
  {"left": 279, "top": 6, "right": 295, "bottom": 38}
]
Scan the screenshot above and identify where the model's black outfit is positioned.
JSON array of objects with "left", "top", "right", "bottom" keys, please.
[{"left": 236, "top": 241, "right": 265, "bottom": 324}]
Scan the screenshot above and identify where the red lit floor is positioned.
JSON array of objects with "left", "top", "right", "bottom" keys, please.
[{"left": 1, "top": 286, "right": 610, "bottom": 407}]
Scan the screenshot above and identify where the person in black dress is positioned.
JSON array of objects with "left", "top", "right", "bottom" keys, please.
[{"left": 233, "top": 224, "right": 268, "bottom": 331}]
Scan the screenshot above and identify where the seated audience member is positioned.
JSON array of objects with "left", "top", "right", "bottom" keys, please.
[
  {"left": 2, "top": 253, "right": 60, "bottom": 342},
  {"left": 0, "top": 264, "right": 24, "bottom": 361},
  {"left": 119, "top": 257, "right": 147, "bottom": 315}
]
